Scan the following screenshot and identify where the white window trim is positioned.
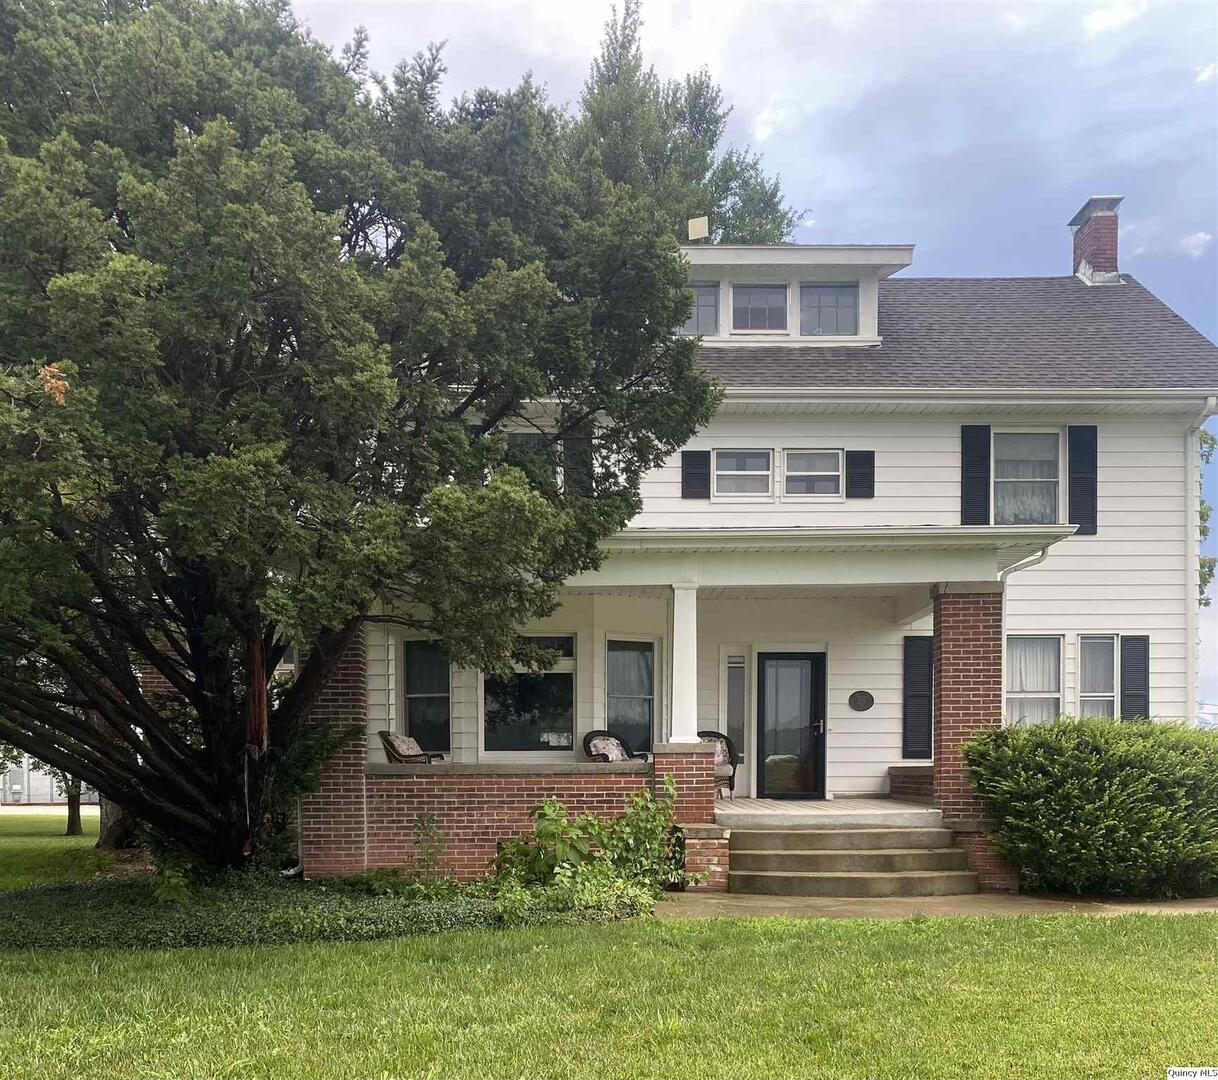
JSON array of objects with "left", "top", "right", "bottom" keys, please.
[
  {"left": 719, "top": 645, "right": 753, "bottom": 798},
  {"left": 781, "top": 448, "right": 845, "bottom": 502},
  {"left": 798, "top": 281, "right": 860, "bottom": 338},
  {"left": 604, "top": 634, "right": 662, "bottom": 752},
  {"left": 991, "top": 427, "right": 1064, "bottom": 526},
  {"left": 1078, "top": 633, "right": 1120, "bottom": 718},
  {"left": 1003, "top": 634, "right": 1063, "bottom": 726},
  {"left": 730, "top": 282, "right": 789, "bottom": 334},
  {"left": 711, "top": 448, "right": 774, "bottom": 502},
  {"left": 478, "top": 632, "right": 578, "bottom": 760}
]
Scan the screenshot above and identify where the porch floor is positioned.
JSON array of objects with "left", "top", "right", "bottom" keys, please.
[{"left": 714, "top": 797, "right": 941, "bottom": 830}]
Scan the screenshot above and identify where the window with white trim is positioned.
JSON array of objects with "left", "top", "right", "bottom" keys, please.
[
  {"left": 1005, "top": 636, "right": 1061, "bottom": 726},
  {"left": 606, "top": 639, "right": 655, "bottom": 755},
  {"left": 681, "top": 283, "right": 719, "bottom": 336},
  {"left": 993, "top": 431, "right": 1061, "bottom": 525},
  {"left": 725, "top": 654, "right": 748, "bottom": 766},
  {"left": 1079, "top": 635, "right": 1117, "bottom": 718},
  {"left": 800, "top": 284, "right": 858, "bottom": 336},
  {"left": 713, "top": 449, "right": 772, "bottom": 496},
  {"left": 483, "top": 635, "right": 575, "bottom": 752},
  {"left": 732, "top": 285, "right": 787, "bottom": 331},
  {"left": 783, "top": 449, "right": 843, "bottom": 497},
  {"left": 403, "top": 641, "right": 451, "bottom": 753}
]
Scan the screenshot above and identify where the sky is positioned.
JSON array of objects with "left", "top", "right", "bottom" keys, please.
[{"left": 292, "top": 0, "right": 1218, "bottom": 712}]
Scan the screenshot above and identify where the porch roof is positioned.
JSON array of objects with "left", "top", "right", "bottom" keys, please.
[{"left": 572, "top": 524, "right": 1075, "bottom": 592}]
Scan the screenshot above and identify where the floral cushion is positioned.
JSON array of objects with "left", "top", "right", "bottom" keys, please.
[
  {"left": 588, "top": 735, "right": 629, "bottom": 762},
  {"left": 384, "top": 732, "right": 426, "bottom": 759},
  {"left": 701, "top": 734, "right": 731, "bottom": 767}
]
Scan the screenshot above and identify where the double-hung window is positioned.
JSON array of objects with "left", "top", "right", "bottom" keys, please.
[
  {"left": 714, "top": 450, "right": 772, "bottom": 496},
  {"left": 1079, "top": 635, "right": 1117, "bottom": 717},
  {"left": 1005, "top": 636, "right": 1061, "bottom": 726},
  {"left": 403, "top": 641, "right": 451, "bottom": 753},
  {"left": 606, "top": 639, "right": 656, "bottom": 755},
  {"left": 681, "top": 283, "right": 719, "bottom": 336},
  {"left": 732, "top": 285, "right": 787, "bottom": 331},
  {"left": 783, "top": 449, "right": 842, "bottom": 497},
  {"left": 483, "top": 635, "right": 575, "bottom": 752},
  {"left": 800, "top": 284, "right": 858, "bottom": 335},
  {"left": 993, "top": 432, "right": 1061, "bottom": 525}
]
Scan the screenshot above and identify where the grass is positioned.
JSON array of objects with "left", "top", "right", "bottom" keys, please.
[
  {"left": 0, "top": 913, "right": 1215, "bottom": 1079},
  {"left": 0, "top": 812, "right": 111, "bottom": 890}
]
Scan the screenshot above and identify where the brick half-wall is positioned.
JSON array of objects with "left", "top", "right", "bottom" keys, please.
[
  {"left": 932, "top": 589, "right": 1018, "bottom": 892},
  {"left": 300, "top": 641, "right": 724, "bottom": 889}
]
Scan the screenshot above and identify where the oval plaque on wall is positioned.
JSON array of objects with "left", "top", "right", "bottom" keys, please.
[{"left": 848, "top": 690, "right": 875, "bottom": 713}]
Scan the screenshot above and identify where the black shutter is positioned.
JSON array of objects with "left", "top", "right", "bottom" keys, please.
[
  {"left": 1067, "top": 425, "right": 1098, "bottom": 536},
  {"left": 562, "top": 432, "right": 594, "bottom": 496},
  {"left": 1119, "top": 636, "right": 1150, "bottom": 720},
  {"left": 960, "top": 425, "right": 991, "bottom": 525},
  {"left": 681, "top": 450, "right": 711, "bottom": 499},
  {"left": 902, "top": 636, "right": 934, "bottom": 759},
  {"left": 845, "top": 450, "right": 875, "bottom": 499}
]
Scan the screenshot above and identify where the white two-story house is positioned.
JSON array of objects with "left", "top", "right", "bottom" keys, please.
[{"left": 301, "top": 196, "right": 1218, "bottom": 894}]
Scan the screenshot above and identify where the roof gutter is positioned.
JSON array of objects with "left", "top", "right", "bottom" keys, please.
[{"left": 720, "top": 386, "right": 1218, "bottom": 401}]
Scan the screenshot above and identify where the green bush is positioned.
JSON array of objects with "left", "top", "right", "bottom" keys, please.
[{"left": 965, "top": 718, "right": 1218, "bottom": 898}]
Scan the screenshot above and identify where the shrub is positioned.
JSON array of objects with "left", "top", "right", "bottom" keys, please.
[
  {"left": 494, "top": 860, "right": 656, "bottom": 927},
  {"left": 965, "top": 718, "right": 1218, "bottom": 898}
]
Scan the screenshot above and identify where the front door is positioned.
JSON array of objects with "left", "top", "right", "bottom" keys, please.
[{"left": 757, "top": 652, "right": 826, "bottom": 799}]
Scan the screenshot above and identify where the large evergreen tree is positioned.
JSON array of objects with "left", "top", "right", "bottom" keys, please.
[{"left": 0, "top": 0, "right": 719, "bottom": 865}]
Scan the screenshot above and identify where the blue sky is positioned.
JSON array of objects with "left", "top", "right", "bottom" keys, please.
[{"left": 293, "top": 0, "right": 1218, "bottom": 708}]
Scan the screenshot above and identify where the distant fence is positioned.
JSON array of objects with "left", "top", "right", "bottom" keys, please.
[{"left": 1, "top": 757, "right": 100, "bottom": 806}]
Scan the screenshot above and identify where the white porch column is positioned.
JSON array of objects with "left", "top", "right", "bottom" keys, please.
[{"left": 669, "top": 584, "right": 700, "bottom": 743}]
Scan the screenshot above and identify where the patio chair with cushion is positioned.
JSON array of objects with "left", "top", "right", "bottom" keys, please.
[
  {"left": 378, "top": 730, "right": 445, "bottom": 764},
  {"left": 697, "top": 729, "right": 739, "bottom": 799},
  {"left": 582, "top": 730, "right": 650, "bottom": 763}
]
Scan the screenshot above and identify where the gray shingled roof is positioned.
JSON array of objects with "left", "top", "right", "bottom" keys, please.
[{"left": 699, "top": 275, "right": 1218, "bottom": 390}]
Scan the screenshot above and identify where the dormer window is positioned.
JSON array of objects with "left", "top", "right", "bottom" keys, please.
[
  {"left": 681, "top": 282, "right": 719, "bottom": 336},
  {"left": 732, "top": 285, "right": 787, "bottom": 331},
  {"left": 800, "top": 284, "right": 858, "bottom": 336}
]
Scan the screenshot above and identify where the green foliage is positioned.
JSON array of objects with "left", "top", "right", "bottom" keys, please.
[
  {"left": 0, "top": 0, "right": 721, "bottom": 865},
  {"left": 492, "top": 779, "right": 694, "bottom": 893},
  {"left": 492, "top": 859, "right": 656, "bottom": 927},
  {"left": 965, "top": 718, "right": 1218, "bottom": 897}
]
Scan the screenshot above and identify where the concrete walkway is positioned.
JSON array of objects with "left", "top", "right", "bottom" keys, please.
[{"left": 659, "top": 890, "right": 1218, "bottom": 919}]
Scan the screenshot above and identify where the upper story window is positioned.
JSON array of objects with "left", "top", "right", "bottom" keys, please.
[
  {"left": 993, "top": 432, "right": 1060, "bottom": 525},
  {"left": 681, "top": 283, "right": 719, "bottom": 336},
  {"left": 713, "top": 449, "right": 772, "bottom": 496},
  {"left": 732, "top": 285, "right": 787, "bottom": 331},
  {"left": 800, "top": 284, "right": 858, "bottom": 336},
  {"left": 783, "top": 449, "right": 843, "bottom": 496}
]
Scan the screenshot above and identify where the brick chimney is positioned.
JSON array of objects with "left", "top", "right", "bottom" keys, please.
[{"left": 1069, "top": 195, "right": 1123, "bottom": 283}]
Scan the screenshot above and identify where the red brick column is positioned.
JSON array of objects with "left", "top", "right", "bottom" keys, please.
[
  {"left": 650, "top": 743, "right": 726, "bottom": 892},
  {"left": 932, "top": 589, "right": 1018, "bottom": 892},
  {"left": 299, "top": 627, "right": 369, "bottom": 876}
]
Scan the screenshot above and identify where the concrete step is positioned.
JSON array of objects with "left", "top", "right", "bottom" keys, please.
[
  {"left": 729, "top": 827, "right": 956, "bottom": 851},
  {"left": 728, "top": 869, "right": 980, "bottom": 898},
  {"left": 717, "top": 806, "right": 943, "bottom": 829},
  {"left": 730, "top": 847, "right": 970, "bottom": 873}
]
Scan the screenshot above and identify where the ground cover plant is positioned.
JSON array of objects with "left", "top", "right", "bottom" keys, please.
[
  {"left": 0, "top": 914, "right": 1215, "bottom": 1079},
  {"left": 966, "top": 718, "right": 1218, "bottom": 897}
]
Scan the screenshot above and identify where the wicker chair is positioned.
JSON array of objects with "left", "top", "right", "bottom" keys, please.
[
  {"left": 697, "top": 729, "right": 739, "bottom": 799},
  {"left": 378, "top": 730, "right": 445, "bottom": 764},
  {"left": 582, "top": 730, "right": 650, "bottom": 763}
]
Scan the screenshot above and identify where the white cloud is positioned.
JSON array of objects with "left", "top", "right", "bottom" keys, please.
[
  {"left": 753, "top": 93, "right": 793, "bottom": 143},
  {"left": 1197, "top": 61, "right": 1216, "bottom": 85},
  {"left": 1082, "top": 0, "right": 1148, "bottom": 37},
  {"left": 1178, "top": 231, "right": 1214, "bottom": 258},
  {"left": 800, "top": 215, "right": 817, "bottom": 230}
]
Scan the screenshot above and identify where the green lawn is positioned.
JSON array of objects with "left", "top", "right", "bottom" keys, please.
[
  {"left": 0, "top": 812, "right": 111, "bottom": 890},
  {"left": 0, "top": 913, "right": 1215, "bottom": 1079}
]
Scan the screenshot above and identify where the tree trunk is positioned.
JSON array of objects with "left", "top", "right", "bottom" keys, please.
[
  {"left": 65, "top": 779, "right": 82, "bottom": 836},
  {"left": 97, "top": 797, "right": 137, "bottom": 850}
]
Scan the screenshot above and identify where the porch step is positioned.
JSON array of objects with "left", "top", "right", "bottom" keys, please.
[
  {"left": 729, "top": 827, "right": 956, "bottom": 851},
  {"left": 730, "top": 847, "right": 970, "bottom": 873},
  {"left": 728, "top": 868, "right": 979, "bottom": 898},
  {"left": 716, "top": 804, "right": 943, "bottom": 830}
]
